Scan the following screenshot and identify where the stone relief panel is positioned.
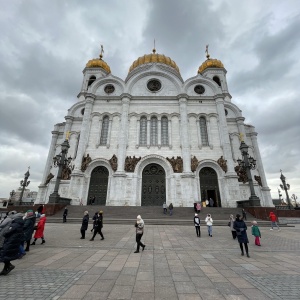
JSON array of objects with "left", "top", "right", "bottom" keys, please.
[
  {"left": 217, "top": 156, "right": 227, "bottom": 173},
  {"left": 125, "top": 156, "right": 142, "bottom": 172},
  {"left": 166, "top": 156, "right": 183, "bottom": 173},
  {"left": 109, "top": 154, "right": 118, "bottom": 172},
  {"left": 191, "top": 156, "right": 199, "bottom": 172}
]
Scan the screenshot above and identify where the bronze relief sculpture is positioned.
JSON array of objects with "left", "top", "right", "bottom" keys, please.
[
  {"left": 167, "top": 156, "right": 183, "bottom": 173},
  {"left": 125, "top": 156, "right": 141, "bottom": 172},
  {"left": 234, "top": 165, "right": 248, "bottom": 183},
  {"left": 109, "top": 154, "right": 118, "bottom": 172},
  {"left": 81, "top": 154, "right": 92, "bottom": 172},
  {"left": 217, "top": 156, "right": 228, "bottom": 173},
  {"left": 191, "top": 156, "right": 199, "bottom": 172},
  {"left": 254, "top": 175, "right": 262, "bottom": 187},
  {"left": 45, "top": 173, "right": 54, "bottom": 185}
]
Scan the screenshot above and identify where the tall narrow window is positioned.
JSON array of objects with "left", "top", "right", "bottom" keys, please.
[
  {"left": 140, "top": 117, "right": 147, "bottom": 146},
  {"left": 87, "top": 76, "right": 96, "bottom": 87},
  {"left": 100, "top": 116, "right": 109, "bottom": 145},
  {"left": 161, "top": 116, "right": 169, "bottom": 146},
  {"left": 150, "top": 117, "right": 158, "bottom": 146},
  {"left": 200, "top": 117, "right": 208, "bottom": 146}
]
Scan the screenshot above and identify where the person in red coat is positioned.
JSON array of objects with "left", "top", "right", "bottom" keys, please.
[
  {"left": 269, "top": 211, "right": 280, "bottom": 231},
  {"left": 31, "top": 214, "right": 46, "bottom": 245}
]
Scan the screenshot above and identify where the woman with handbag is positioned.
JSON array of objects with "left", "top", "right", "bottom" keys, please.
[
  {"left": 31, "top": 214, "right": 46, "bottom": 245},
  {"left": 228, "top": 214, "right": 236, "bottom": 239}
]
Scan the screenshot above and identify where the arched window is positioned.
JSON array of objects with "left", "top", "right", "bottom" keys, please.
[
  {"left": 161, "top": 116, "right": 169, "bottom": 146},
  {"left": 87, "top": 76, "right": 96, "bottom": 87},
  {"left": 100, "top": 116, "right": 109, "bottom": 145},
  {"left": 150, "top": 117, "right": 158, "bottom": 146},
  {"left": 200, "top": 117, "right": 208, "bottom": 146},
  {"left": 213, "top": 76, "right": 221, "bottom": 87},
  {"left": 139, "top": 117, "right": 147, "bottom": 146}
]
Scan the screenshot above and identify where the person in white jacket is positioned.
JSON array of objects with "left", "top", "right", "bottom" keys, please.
[{"left": 205, "top": 214, "right": 213, "bottom": 237}]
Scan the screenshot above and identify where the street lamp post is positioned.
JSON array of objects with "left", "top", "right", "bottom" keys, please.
[
  {"left": 19, "top": 168, "right": 30, "bottom": 205},
  {"left": 237, "top": 140, "right": 261, "bottom": 206},
  {"left": 9, "top": 190, "right": 16, "bottom": 206},
  {"left": 279, "top": 170, "right": 293, "bottom": 209},
  {"left": 48, "top": 139, "right": 72, "bottom": 204}
]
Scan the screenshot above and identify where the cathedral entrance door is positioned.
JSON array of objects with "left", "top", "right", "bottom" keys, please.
[
  {"left": 87, "top": 166, "right": 109, "bottom": 205},
  {"left": 141, "top": 163, "right": 166, "bottom": 206},
  {"left": 199, "top": 167, "right": 221, "bottom": 207}
]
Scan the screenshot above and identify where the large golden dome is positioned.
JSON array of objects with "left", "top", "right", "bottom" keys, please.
[
  {"left": 86, "top": 46, "right": 111, "bottom": 73},
  {"left": 198, "top": 58, "right": 224, "bottom": 74},
  {"left": 129, "top": 50, "right": 180, "bottom": 74}
]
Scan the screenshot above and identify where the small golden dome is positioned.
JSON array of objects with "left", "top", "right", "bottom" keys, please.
[
  {"left": 129, "top": 51, "right": 180, "bottom": 74},
  {"left": 198, "top": 58, "right": 224, "bottom": 74},
  {"left": 86, "top": 45, "right": 111, "bottom": 73},
  {"left": 86, "top": 57, "right": 111, "bottom": 73}
]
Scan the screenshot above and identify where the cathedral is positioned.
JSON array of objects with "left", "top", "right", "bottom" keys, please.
[{"left": 36, "top": 46, "right": 273, "bottom": 207}]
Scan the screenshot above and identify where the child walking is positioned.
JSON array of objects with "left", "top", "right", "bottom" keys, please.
[{"left": 251, "top": 221, "right": 261, "bottom": 246}]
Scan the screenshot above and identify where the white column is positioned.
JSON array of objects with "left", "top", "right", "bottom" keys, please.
[
  {"left": 96, "top": 116, "right": 102, "bottom": 148},
  {"left": 63, "top": 116, "right": 73, "bottom": 139},
  {"left": 147, "top": 117, "right": 150, "bottom": 148},
  {"left": 158, "top": 117, "right": 161, "bottom": 147},
  {"left": 207, "top": 117, "right": 213, "bottom": 149},
  {"left": 168, "top": 119, "right": 172, "bottom": 148},
  {"left": 236, "top": 117, "right": 246, "bottom": 138},
  {"left": 73, "top": 94, "right": 95, "bottom": 172},
  {"left": 216, "top": 97, "right": 235, "bottom": 174},
  {"left": 178, "top": 95, "right": 192, "bottom": 173},
  {"left": 196, "top": 119, "right": 202, "bottom": 149},
  {"left": 116, "top": 94, "right": 131, "bottom": 173},
  {"left": 40, "top": 124, "right": 59, "bottom": 185},
  {"left": 136, "top": 119, "right": 140, "bottom": 148},
  {"left": 107, "top": 118, "right": 113, "bottom": 148}
]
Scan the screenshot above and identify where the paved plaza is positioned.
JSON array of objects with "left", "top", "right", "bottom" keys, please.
[{"left": 0, "top": 222, "right": 300, "bottom": 300}]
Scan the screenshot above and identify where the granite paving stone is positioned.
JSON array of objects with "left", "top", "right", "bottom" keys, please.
[{"left": 0, "top": 223, "right": 299, "bottom": 299}]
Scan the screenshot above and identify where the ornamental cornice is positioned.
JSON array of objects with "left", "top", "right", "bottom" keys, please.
[
  {"left": 236, "top": 117, "right": 245, "bottom": 122},
  {"left": 214, "top": 94, "right": 225, "bottom": 101},
  {"left": 85, "top": 93, "right": 96, "bottom": 100},
  {"left": 65, "top": 115, "right": 74, "bottom": 121}
]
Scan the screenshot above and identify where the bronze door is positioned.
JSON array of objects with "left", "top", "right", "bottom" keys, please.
[
  {"left": 199, "top": 167, "right": 221, "bottom": 207},
  {"left": 142, "top": 164, "right": 166, "bottom": 206},
  {"left": 88, "top": 166, "right": 109, "bottom": 205}
]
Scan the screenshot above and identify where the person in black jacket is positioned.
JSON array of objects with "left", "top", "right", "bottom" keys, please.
[
  {"left": 0, "top": 214, "right": 24, "bottom": 275},
  {"left": 90, "top": 211, "right": 104, "bottom": 241},
  {"left": 194, "top": 213, "right": 201, "bottom": 237},
  {"left": 23, "top": 210, "right": 36, "bottom": 252},
  {"left": 91, "top": 212, "right": 98, "bottom": 232},
  {"left": 233, "top": 214, "right": 250, "bottom": 258},
  {"left": 80, "top": 211, "right": 89, "bottom": 239},
  {"left": 63, "top": 207, "right": 68, "bottom": 223}
]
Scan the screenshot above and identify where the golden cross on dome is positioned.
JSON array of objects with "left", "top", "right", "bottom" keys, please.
[
  {"left": 205, "top": 44, "right": 210, "bottom": 59},
  {"left": 153, "top": 39, "right": 156, "bottom": 54},
  {"left": 239, "top": 133, "right": 244, "bottom": 142},
  {"left": 100, "top": 45, "right": 104, "bottom": 59}
]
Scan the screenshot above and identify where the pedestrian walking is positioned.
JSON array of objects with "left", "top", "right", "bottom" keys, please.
[
  {"left": 242, "top": 209, "right": 247, "bottom": 220},
  {"left": 209, "top": 198, "right": 214, "bottom": 207},
  {"left": 169, "top": 203, "right": 173, "bottom": 216},
  {"left": 163, "top": 202, "right": 167, "bottom": 214},
  {"left": 205, "top": 199, "right": 209, "bottom": 207},
  {"left": 31, "top": 214, "right": 46, "bottom": 245},
  {"left": 196, "top": 202, "right": 201, "bottom": 213},
  {"left": 0, "top": 213, "right": 24, "bottom": 275},
  {"left": 63, "top": 207, "right": 68, "bottom": 223},
  {"left": 80, "top": 211, "right": 89, "bottom": 239},
  {"left": 90, "top": 211, "right": 104, "bottom": 241},
  {"left": 91, "top": 211, "right": 97, "bottom": 232},
  {"left": 194, "top": 213, "right": 201, "bottom": 237},
  {"left": 228, "top": 214, "right": 237, "bottom": 239},
  {"left": 233, "top": 214, "right": 250, "bottom": 257},
  {"left": 205, "top": 214, "right": 213, "bottom": 237},
  {"left": 92, "top": 195, "right": 96, "bottom": 205},
  {"left": 23, "top": 210, "right": 36, "bottom": 252},
  {"left": 251, "top": 221, "right": 261, "bottom": 246},
  {"left": 269, "top": 211, "right": 280, "bottom": 231},
  {"left": 134, "top": 215, "right": 145, "bottom": 253}
]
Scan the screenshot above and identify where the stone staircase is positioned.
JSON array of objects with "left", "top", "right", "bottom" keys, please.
[{"left": 46, "top": 206, "right": 278, "bottom": 226}]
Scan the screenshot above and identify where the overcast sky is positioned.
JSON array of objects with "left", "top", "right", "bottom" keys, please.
[{"left": 0, "top": 0, "right": 299, "bottom": 202}]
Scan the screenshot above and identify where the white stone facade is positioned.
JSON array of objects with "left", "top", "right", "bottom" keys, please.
[{"left": 36, "top": 54, "right": 273, "bottom": 207}]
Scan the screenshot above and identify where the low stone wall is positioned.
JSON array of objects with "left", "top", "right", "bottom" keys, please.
[{"left": 245, "top": 207, "right": 300, "bottom": 221}]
